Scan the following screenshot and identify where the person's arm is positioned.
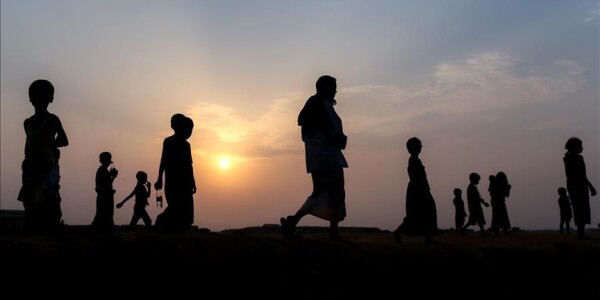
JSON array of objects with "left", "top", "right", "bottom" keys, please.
[
  {"left": 324, "top": 104, "right": 347, "bottom": 150},
  {"left": 116, "top": 188, "right": 135, "bottom": 208},
  {"left": 52, "top": 115, "right": 69, "bottom": 148},
  {"left": 145, "top": 182, "right": 151, "bottom": 198},
  {"left": 191, "top": 170, "right": 196, "bottom": 194},
  {"left": 188, "top": 144, "right": 196, "bottom": 194},
  {"left": 155, "top": 141, "right": 166, "bottom": 190},
  {"left": 588, "top": 180, "right": 597, "bottom": 196},
  {"left": 479, "top": 191, "right": 489, "bottom": 207},
  {"left": 110, "top": 168, "right": 118, "bottom": 182}
]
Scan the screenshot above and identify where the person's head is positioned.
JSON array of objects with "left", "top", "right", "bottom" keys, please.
[
  {"left": 181, "top": 117, "right": 194, "bottom": 140},
  {"left": 453, "top": 188, "right": 462, "bottom": 197},
  {"left": 558, "top": 187, "right": 567, "bottom": 196},
  {"left": 315, "top": 75, "right": 337, "bottom": 102},
  {"left": 496, "top": 172, "right": 507, "bottom": 184},
  {"left": 136, "top": 171, "right": 148, "bottom": 183},
  {"left": 99, "top": 152, "right": 112, "bottom": 166},
  {"left": 469, "top": 172, "right": 481, "bottom": 184},
  {"left": 406, "top": 137, "right": 422, "bottom": 155},
  {"left": 171, "top": 113, "right": 186, "bottom": 131},
  {"left": 29, "top": 79, "right": 54, "bottom": 110},
  {"left": 565, "top": 137, "right": 583, "bottom": 154}
]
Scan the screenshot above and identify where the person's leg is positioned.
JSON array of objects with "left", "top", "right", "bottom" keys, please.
[
  {"left": 560, "top": 220, "right": 564, "bottom": 234},
  {"left": 566, "top": 221, "right": 570, "bottom": 234},
  {"left": 129, "top": 208, "right": 140, "bottom": 228},
  {"left": 141, "top": 209, "right": 152, "bottom": 228},
  {"left": 393, "top": 223, "right": 403, "bottom": 243},
  {"left": 281, "top": 171, "right": 327, "bottom": 237},
  {"left": 577, "top": 224, "right": 586, "bottom": 240},
  {"left": 329, "top": 221, "right": 345, "bottom": 241}
]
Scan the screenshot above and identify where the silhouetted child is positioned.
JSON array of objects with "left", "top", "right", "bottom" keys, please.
[
  {"left": 154, "top": 114, "right": 196, "bottom": 233},
  {"left": 17, "top": 79, "right": 69, "bottom": 233},
  {"left": 563, "top": 137, "right": 597, "bottom": 240},
  {"left": 393, "top": 137, "right": 438, "bottom": 243},
  {"left": 116, "top": 171, "right": 152, "bottom": 229},
  {"left": 452, "top": 188, "right": 466, "bottom": 234},
  {"left": 557, "top": 187, "right": 572, "bottom": 234},
  {"left": 463, "top": 173, "right": 489, "bottom": 235},
  {"left": 92, "top": 152, "right": 118, "bottom": 232}
]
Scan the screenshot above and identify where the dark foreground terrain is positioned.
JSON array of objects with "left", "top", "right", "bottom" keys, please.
[{"left": 1, "top": 226, "right": 599, "bottom": 298}]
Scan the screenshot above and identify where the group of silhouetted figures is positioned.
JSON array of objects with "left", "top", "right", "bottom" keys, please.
[
  {"left": 90, "top": 112, "right": 197, "bottom": 233},
  {"left": 16, "top": 77, "right": 598, "bottom": 240}
]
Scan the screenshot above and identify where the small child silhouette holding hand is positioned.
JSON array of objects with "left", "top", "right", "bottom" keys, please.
[
  {"left": 117, "top": 171, "right": 152, "bottom": 229},
  {"left": 557, "top": 187, "right": 572, "bottom": 234},
  {"left": 452, "top": 188, "right": 467, "bottom": 234}
]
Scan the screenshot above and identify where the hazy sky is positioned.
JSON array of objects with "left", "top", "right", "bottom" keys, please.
[{"left": 2, "top": 0, "right": 599, "bottom": 231}]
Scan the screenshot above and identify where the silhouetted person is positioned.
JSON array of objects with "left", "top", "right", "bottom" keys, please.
[
  {"left": 490, "top": 172, "right": 511, "bottom": 234},
  {"left": 92, "top": 152, "right": 118, "bottom": 232},
  {"left": 557, "top": 187, "right": 572, "bottom": 234},
  {"left": 463, "top": 173, "right": 489, "bottom": 235},
  {"left": 154, "top": 114, "right": 196, "bottom": 233},
  {"left": 17, "top": 79, "right": 69, "bottom": 233},
  {"left": 393, "top": 137, "right": 438, "bottom": 243},
  {"left": 280, "top": 75, "right": 348, "bottom": 241},
  {"left": 452, "top": 188, "right": 467, "bottom": 234},
  {"left": 116, "top": 171, "right": 152, "bottom": 229},
  {"left": 563, "top": 137, "right": 597, "bottom": 240}
]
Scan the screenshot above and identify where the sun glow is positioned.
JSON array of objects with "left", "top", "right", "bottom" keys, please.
[{"left": 219, "top": 159, "right": 230, "bottom": 169}]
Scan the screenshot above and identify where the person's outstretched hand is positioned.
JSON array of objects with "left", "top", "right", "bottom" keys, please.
[
  {"left": 154, "top": 181, "right": 162, "bottom": 190},
  {"left": 116, "top": 202, "right": 123, "bottom": 209}
]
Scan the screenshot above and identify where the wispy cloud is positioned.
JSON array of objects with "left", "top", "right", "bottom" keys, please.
[
  {"left": 584, "top": 4, "right": 600, "bottom": 22},
  {"left": 339, "top": 52, "right": 583, "bottom": 136},
  {"left": 186, "top": 94, "right": 306, "bottom": 159},
  {"left": 184, "top": 51, "right": 584, "bottom": 158}
]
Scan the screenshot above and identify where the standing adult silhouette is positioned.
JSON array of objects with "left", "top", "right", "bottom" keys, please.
[
  {"left": 563, "top": 137, "right": 597, "bottom": 240},
  {"left": 489, "top": 172, "right": 511, "bottom": 234},
  {"left": 154, "top": 114, "right": 196, "bottom": 233},
  {"left": 393, "top": 137, "right": 438, "bottom": 243},
  {"left": 280, "top": 75, "right": 348, "bottom": 241}
]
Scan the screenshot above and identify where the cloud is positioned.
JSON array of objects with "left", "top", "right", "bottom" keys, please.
[
  {"left": 340, "top": 52, "right": 584, "bottom": 136},
  {"left": 184, "top": 51, "right": 584, "bottom": 158},
  {"left": 585, "top": 4, "right": 600, "bottom": 22},
  {"left": 186, "top": 94, "right": 307, "bottom": 159}
]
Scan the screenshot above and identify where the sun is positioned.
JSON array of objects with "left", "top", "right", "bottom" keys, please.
[{"left": 219, "top": 159, "right": 230, "bottom": 169}]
